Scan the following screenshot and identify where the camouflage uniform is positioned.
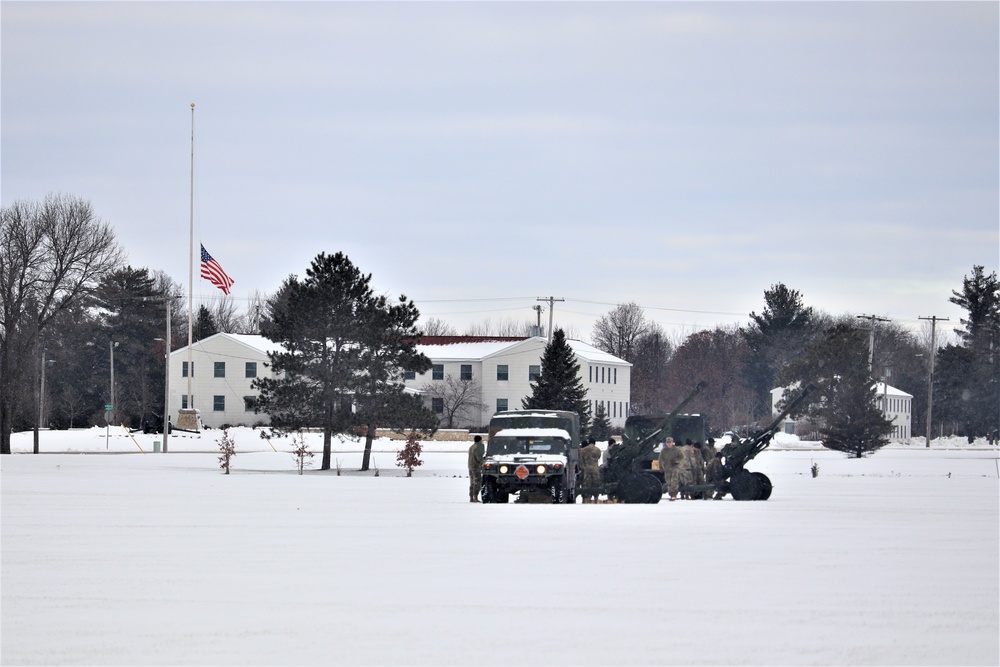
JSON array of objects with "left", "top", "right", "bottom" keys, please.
[
  {"left": 580, "top": 439, "right": 602, "bottom": 502},
  {"left": 657, "top": 438, "right": 685, "bottom": 500},
  {"left": 468, "top": 436, "right": 485, "bottom": 502},
  {"left": 705, "top": 452, "right": 728, "bottom": 500}
]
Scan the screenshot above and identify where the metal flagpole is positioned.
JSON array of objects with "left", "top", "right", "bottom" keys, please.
[{"left": 186, "top": 103, "right": 195, "bottom": 415}]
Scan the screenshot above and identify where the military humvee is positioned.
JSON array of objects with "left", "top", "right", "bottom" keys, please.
[{"left": 481, "top": 410, "right": 581, "bottom": 504}]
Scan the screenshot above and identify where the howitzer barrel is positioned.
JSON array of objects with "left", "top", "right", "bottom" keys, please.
[{"left": 725, "top": 383, "right": 817, "bottom": 470}]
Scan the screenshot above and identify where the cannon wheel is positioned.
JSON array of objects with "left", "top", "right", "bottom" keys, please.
[
  {"left": 753, "top": 472, "right": 773, "bottom": 500},
  {"left": 639, "top": 473, "right": 663, "bottom": 504},
  {"left": 617, "top": 474, "right": 649, "bottom": 504},
  {"left": 730, "top": 470, "right": 762, "bottom": 501}
]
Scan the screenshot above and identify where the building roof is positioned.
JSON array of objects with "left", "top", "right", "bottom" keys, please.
[{"left": 414, "top": 336, "right": 630, "bottom": 366}]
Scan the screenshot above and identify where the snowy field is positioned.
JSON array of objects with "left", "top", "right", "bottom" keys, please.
[{"left": 2, "top": 428, "right": 998, "bottom": 666}]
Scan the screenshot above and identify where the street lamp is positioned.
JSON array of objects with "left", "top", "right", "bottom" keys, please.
[
  {"left": 34, "top": 348, "right": 54, "bottom": 454},
  {"left": 155, "top": 335, "right": 170, "bottom": 453}
]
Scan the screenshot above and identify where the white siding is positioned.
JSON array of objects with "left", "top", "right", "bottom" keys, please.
[{"left": 169, "top": 333, "right": 276, "bottom": 429}]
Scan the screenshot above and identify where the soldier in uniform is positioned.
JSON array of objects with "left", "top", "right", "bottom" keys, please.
[
  {"left": 706, "top": 451, "right": 729, "bottom": 500},
  {"left": 468, "top": 435, "right": 485, "bottom": 502},
  {"left": 580, "top": 438, "right": 602, "bottom": 503},
  {"left": 657, "top": 437, "right": 685, "bottom": 501}
]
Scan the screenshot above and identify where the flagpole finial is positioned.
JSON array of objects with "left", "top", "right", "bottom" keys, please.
[{"left": 190, "top": 102, "right": 195, "bottom": 109}]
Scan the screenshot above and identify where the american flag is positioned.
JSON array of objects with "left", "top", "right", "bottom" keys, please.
[{"left": 200, "top": 244, "right": 235, "bottom": 295}]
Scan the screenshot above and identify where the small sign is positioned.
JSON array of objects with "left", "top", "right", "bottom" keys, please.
[
  {"left": 105, "top": 404, "right": 114, "bottom": 411},
  {"left": 515, "top": 464, "right": 530, "bottom": 481}
]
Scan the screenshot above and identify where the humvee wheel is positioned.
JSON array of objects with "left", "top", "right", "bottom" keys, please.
[
  {"left": 548, "top": 476, "right": 571, "bottom": 504},
  {"left": 481, "top": 478, "right": 498, "bottom": 503},
  {"left": 730, "top": 470, "right": 762, "bottom": 501},
  {"left": 639, "top": 473, "right": 663, "bottom": 504},
  {"left": 753, "top": 472, "right": 773, "bottom": 500}
]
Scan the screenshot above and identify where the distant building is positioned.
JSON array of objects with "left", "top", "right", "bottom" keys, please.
[
  {"left": 770, "top": 382, "right": 913, "bottom": 440},
  {"left": 169, "top": 333, "right": 630, "bottom": 431},
  {"left": 404, "top": 336, "right": 632, "bottom": 429},
  {"left": 168, "top": 333, "right": 281, "bottom": 429}
]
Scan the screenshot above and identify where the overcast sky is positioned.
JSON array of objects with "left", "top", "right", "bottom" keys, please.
[{"left": 3, "top": 2, "right": 997, "bottom": 341}]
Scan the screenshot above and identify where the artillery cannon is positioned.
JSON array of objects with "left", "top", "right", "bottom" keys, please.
[
  {"left": 688, "top": 383, "right": 816, "bottom": 501},
  {"left": 588, "top": 381, "right": 708, "bottom": 504}
]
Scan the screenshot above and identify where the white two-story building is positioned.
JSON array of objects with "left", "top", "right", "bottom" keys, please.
[
  {"left": 169, "top": 333, "right": 631, "bottom": 431},
  {"left": 405, "top": 336, "right": 631, "bottom": 430},
  {"left": 770, "top": 381, "right": 913, "bottom": 440}
]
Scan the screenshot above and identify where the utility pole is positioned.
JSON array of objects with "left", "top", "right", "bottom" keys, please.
[
  {"left": 536, "top": 297, "right": 564, "bottom": 342},
  {"left": 856, "top": 314, "right": 891, "bottom": 374},
  {"left": 919, "top": 315, "right": 948, "bottom": 448},
  {"left": 532, "top": 304, "right": 544, "bottom": 338}
]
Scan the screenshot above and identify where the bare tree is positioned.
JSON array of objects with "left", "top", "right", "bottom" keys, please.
[
  {"left": 421, "top": 376, "right": 488, "bottom": 429},
  {"left": 591, "top": 302, "right": 650, "bottom": 361},
  {"left": 1, "top": 194, "right": 124, "bottom": 453},
  {"left": 242, "top": 289, "right": 267, "bottom": 335},
  {"left": 211, "top": 294, "right": 241, "bottom": 333},
  {"left": 422, "top": 317, "right": 457, "bottom": 337}
]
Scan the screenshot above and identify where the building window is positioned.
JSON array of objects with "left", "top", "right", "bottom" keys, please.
[
  {"left": 432, "top": 364, "right": 444, "bottom": 380},
  {"left": 497, "top": 398, "right": 508, "bottom": 412},
  {"left": 403, "top": 370, "right": 416, "bottom": 380},
  {"left": 182, "top": 395, "right": 191, "bottom": 409},
  {"left": 214, "top": 362, "right": 225, "bottom": 378},
  {"left": 460, "top": 364, "right": 472, "bottom": 381},
  {"left": 213, "top": 395, "right": 225, "bottom": 412},
  {"left": 497, "top": 364, "right": 509, "bottom": 381},
  {"left": 245, "top": 362, "right": 257, "bottom": 378},
  {"left": 431, "top": 397, "right": 444, "bottom": 414},
  {"left": 589, "top": 366, "right": 592, "bottom": 382},
  {"left": 182, "top": 361, "right": 193, "bottom": 377},
  {"left": 529, "top": 365, "right": 541, "bottom": 382},
  {"left": 614, "top": 368, "right": 617, "bottom": 384},
  {"left": 243, "top": 396, "right": 256, "bottom": 412},
  {"left": 601, "top": 367, "right": 605, "bottom": 383}
]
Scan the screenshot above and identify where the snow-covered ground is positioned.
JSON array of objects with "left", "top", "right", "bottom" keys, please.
[{"left": 3, "top": 428, "right": 998, "bottom": 665}]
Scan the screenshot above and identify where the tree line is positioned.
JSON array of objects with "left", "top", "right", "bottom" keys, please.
[
  {"left": 2, "top": 194, "right": 996, "bottom": 456},
  {"left": 590, "top": 273, "right": 999, "bottom": 452}
]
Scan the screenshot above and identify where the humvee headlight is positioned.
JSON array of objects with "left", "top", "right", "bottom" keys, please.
[
  {"left": 552, "top": 463, "right": 562, "bottom": 470},
  {"left": 536, "top": 465, "right": 546, "bottom": 474},
  {"left": 499, "top": 465, "right": 509, "bottom": 474}
]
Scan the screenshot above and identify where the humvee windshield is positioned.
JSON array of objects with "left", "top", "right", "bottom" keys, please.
[{"left": 487, "top": 436, "right": 568, "bottom": 457}]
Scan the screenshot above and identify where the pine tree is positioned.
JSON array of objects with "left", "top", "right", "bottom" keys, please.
[
  {"left": 522, "top": 329, "right": 591, "bottom": 435},
  {"left": 742, "top": 284, "right": 816, "bottom": 420},
  {"left": 590, "top": 403, "right": 611, "bottom": 441},
  {"left": 782, "top": 322, "right": 893, "bottom": 458},
  {"left": 936, "top": 265, "right": 1000, "bottom": 440},
  {"left": 254, "top": 252, "right": 375, "bottom": 471}
]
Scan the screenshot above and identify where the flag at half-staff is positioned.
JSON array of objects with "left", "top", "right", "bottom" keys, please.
[{"left": 200, "top": 244, "right": 234, "bottom": 294}]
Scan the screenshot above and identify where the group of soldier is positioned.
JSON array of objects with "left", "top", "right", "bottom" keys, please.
[
  {"left": 467, "top": 431, "right": 731, "bottom": 503},
  {"left": 657, "top": 436, "right": 726, "bottom": 501}
]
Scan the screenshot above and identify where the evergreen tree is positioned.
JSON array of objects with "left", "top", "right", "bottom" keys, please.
[
  {"left": 782, "top": 322, "right": 893, "bottom": 458},
  {"left": 590, "top": 403, "right": 611, "bottom": 441},
  {"left": 255, "top": 253, "right": 372, "bottom": 470},
  {"left": 522, "top": 329, "right": 591, "bottom": 436},
  {"left": 94, "top": 267, "right": 168, "bottom": 428},
  {"left": 742, "top": 284, "right": 816, "bottom": 420},
  {"left": 353, "top": 293, "right": 437, "bottom": 471},
  {"left": 936, "top": 265, "right": 1000, "bottom": 440},
  {"left": 255, "top": 252, "right": 435, "bottom": 471},
  {"left": 193, "top": 305, "right": 218, "bottom": 342}
]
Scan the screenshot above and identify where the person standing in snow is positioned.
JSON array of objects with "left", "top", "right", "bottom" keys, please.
[
  {"left": 579, "top": 438, "right": 602, "bottom": 503},
  {"left": 657, "top": 437, "right": 685, "bottom": 501},
  {"left": 468, "top": 435, "right": 485, "bottom": 502}
]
